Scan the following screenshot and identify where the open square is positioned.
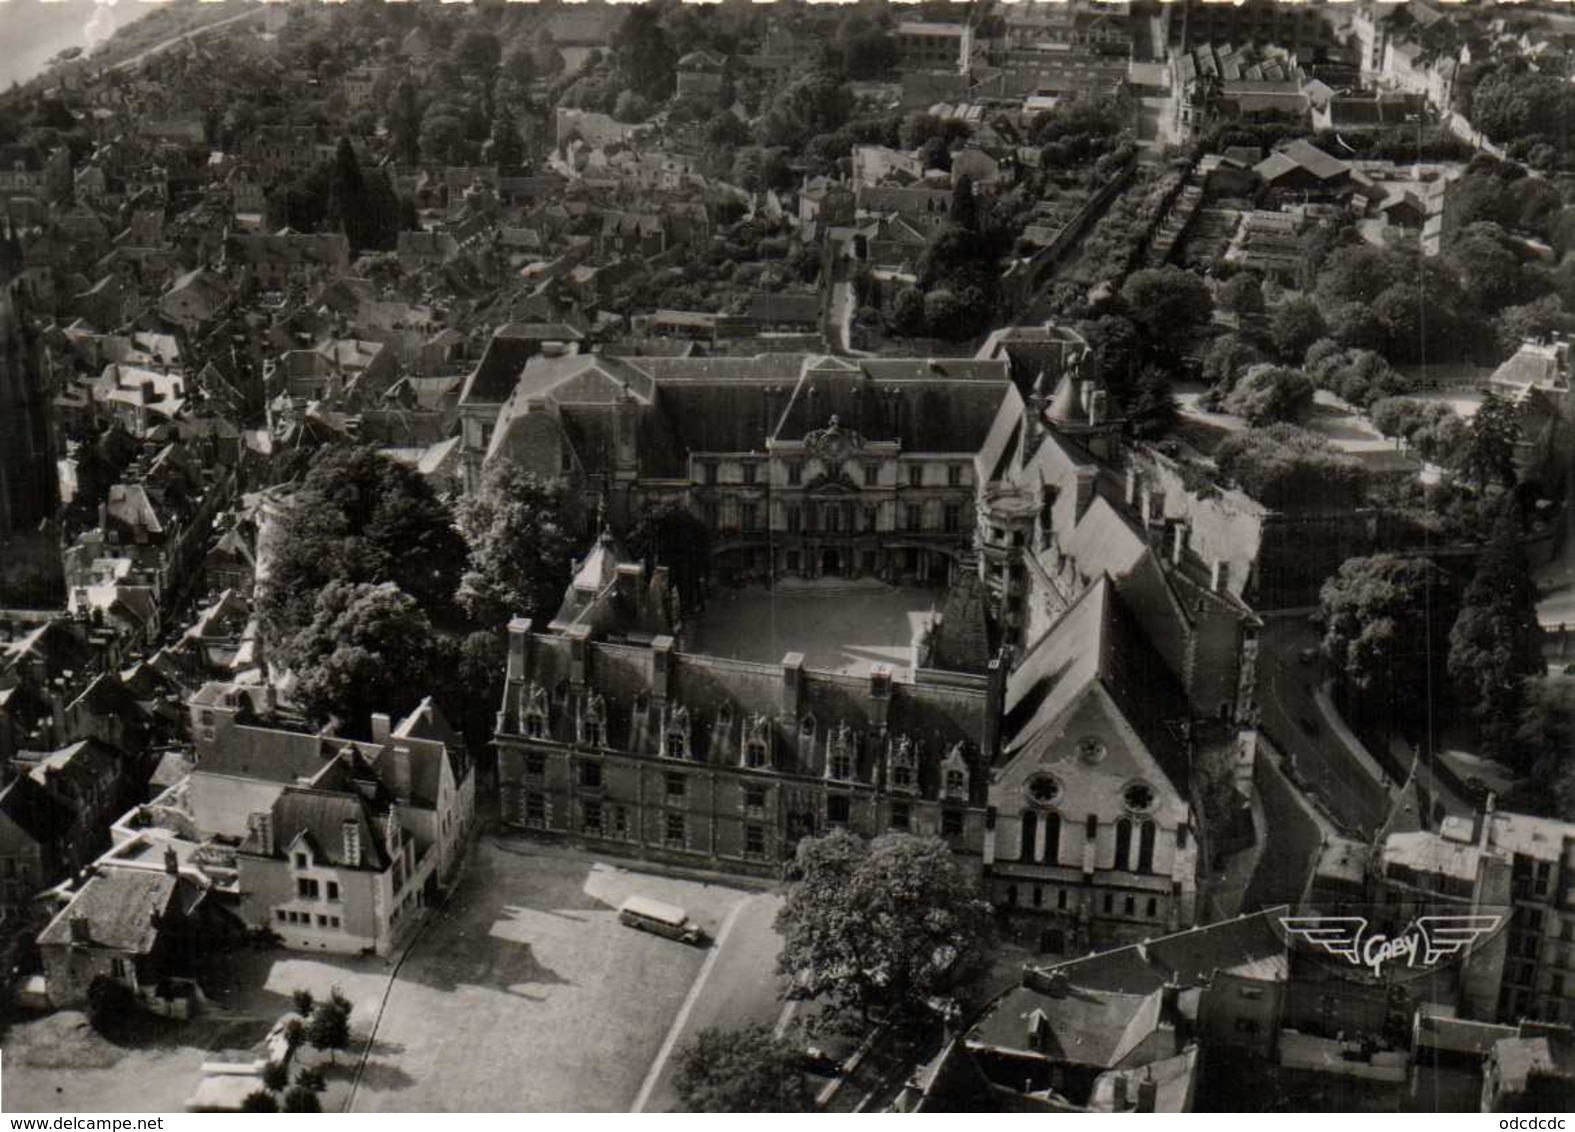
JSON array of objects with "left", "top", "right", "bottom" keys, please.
[{"left": 686, "top": 582, "right": 937, "bottom": 677}]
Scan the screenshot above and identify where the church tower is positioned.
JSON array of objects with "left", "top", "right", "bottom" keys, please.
[{"left": 0, "top": 266, "right": 63, "bottom": 605}]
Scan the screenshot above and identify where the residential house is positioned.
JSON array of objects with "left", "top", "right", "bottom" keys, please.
[
  {"left": 159, "top": 268, "right": 231, "bottom": 328},
  {"left": 186, "top": 687, "right": 475, "bottom": 955},
  {"left": 676, "top": 50, "right": 727, "bottom": 98},
  {"left": 0, "top": 776, "right": 75, "bottom": 925},
  {"left": 895, "top": 21, "right": 973, "bottom": 72}
]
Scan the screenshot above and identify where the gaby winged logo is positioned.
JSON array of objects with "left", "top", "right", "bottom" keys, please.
[{"left": 1279, "top": 915, "right": 1503, "bottom": 979}]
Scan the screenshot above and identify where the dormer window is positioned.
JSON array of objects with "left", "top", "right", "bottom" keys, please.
[
  {"left": 743, "top": 713, "right": 771, "bottom": 769},
  {"left": 888, "top": 735, "right": 918, "bottom": 795},
  {"left": 581, "top": 692, "right": 606, "bottom": 748},
  {"left": 827, "top": 722, "right": 854, "bottom": 782},
  {"left": 664, "top": 704, "right": 692, "bottom": 760},
  {"left": 941, "top": 742, "right": 970, "bottom": 802},
  {"left": 522, "top": 683, "right": 549, "bottom": 740}
]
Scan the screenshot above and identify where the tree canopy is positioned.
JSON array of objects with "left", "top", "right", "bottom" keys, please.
[
  {"left": 774, "top": 830, "right": 994, "bottom": 1024},
  {"left": 454, "top": 461, "right": 577, "bottom": 627},
  {"left": 1319, "top": 554, "right": 1453, "bottom": 705},
  {"left": 673, "top": 1025, "right": 812, "bottom": 1112},
  {"left": 258, "top": 445, "right": 466, "bottom": 645},
  {"left": 1215, "top": 425, "right": 1367, "bottom": 509}
]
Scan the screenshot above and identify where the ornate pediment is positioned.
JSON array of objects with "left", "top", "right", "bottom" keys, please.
[{"left": 803, "top": 415, "right": 865, "bottom": 464}]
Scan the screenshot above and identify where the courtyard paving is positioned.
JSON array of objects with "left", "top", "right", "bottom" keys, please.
[
  {"left": 688, "top": 582, "right": 937, "bottom": 677},
  {"left": 349, "top": 835, "right": 780, "bottom": 1112}
]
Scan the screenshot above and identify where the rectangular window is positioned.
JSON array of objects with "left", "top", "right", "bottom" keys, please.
[
  {"left": 296, "top": 878, "right": 320, "bottom": 899},
  {"left": 908, "top": 465, "right": 923, "bottom": 488},
  {"left": 744, "top": 784, "right": 766, "bottom": 812},
  {"left": 942, "top": 809, "right": 963, "bottom": 836},
  {"left": 1146, "top": 897, "right": 1158, "bottom": 918},
  {"left": 743, "top": 463, "right": 757, "bottom": 486},
  {"left": 317, "top": 914, "right": 330, "bottom": 928},
  {"left": 1123, "top": 895, "right": 1135, "bottom": 916},
  {"left": 787, "top": 462, "right": 802, "bottom": 486},
  {"left": 1058, "top": 888, "right": 1068, "bottom": 910},
  {"left": 890, "top": 801, "right": 911, "bottom": 831},
  {"left": 943, "top": 504, "right": 961, "bottom": 533},
  {"left": 905, "top": 504, "right": 921, "bottom": 531},
  {"left": 525, "top": 751, "right": 545, "bottom": 778},
  {"left": 560, "top": 447, "right": 574, "bottom": 474},
  {"left": 665, "top": 812, "right": 686, "bottom": 847},
  {"left": 947, "top": 464, "right": 963, "bottom": 487},
  {"left": 276, "top": 909, "right": 287, "bottom": 922},
  {"left": 745, "top": 825, "right": 765, "bottom": 855},
  {"left": 294, "top": 853, "right": 308, "bottom": 869},
  {"left": 744, "top": 503, "right": 760, "bottom": 532},
  {"left": 583, "top": 799, "right": 602, "bottom": 833},
  {"left": 665, "top": 772, "right": 686, "bottom": 800},
  {"left": 1103, "top": 892, "right": 1114, "bottom": 914},
  {"left": 702, "top": 501, "right": 718, "bottom": 529},
  {"left": 326, "top": 881, "right": 340, "bottom": 902},
  {"left": 613, "top": 805, "right": 628, "bottom": 836},
  {"left": 864, "top": 464, "right": 880, "bottom": 487},
  {"left": 580, "top": 761, "right": 602, "bottom": 789},
  {"left": 787, "top": 506, "right": 802, "bottom": 533},
  {"left": 703, "top": 461, "right": 718, "bottom": 486},
  {"left": 827, "top": 794, "right": 850, "bottom": 827},
  {"left": 525, "top": 792, "right": 546, "bottom": 825}
]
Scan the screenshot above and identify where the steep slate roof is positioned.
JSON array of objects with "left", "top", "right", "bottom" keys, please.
[
  {"left": 195, "top": 725, "right": 369, "bottom": 784},
  {"left": 37, "top": 869, "right": 195, "bottom": 954},
  {"left": 969, "top": 983, "right": 1168, "bottom": 1069},
  {"left": 246, "top": 787, "right": 392, "bottom": 871},
  {"left": 458, "top": 327, "right": 545, "bottom": 407},
  {"left": 1002, "top": 577, "right": 1189, "bottom": 789}
]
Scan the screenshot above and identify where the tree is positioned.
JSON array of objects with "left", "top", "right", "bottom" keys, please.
[
  {"left": 1319, "top": 555, "right": 1453, "bottom": 705},
  {"left": 1450, "top": 508, "right": 1543, "bottom": 754},
  {"left": 673, "top": 1025, "right": 812, "bottom": 1113},
  {"left": 419, "top": 106, "right": 467, "bottom": 164},
  {"left": 262, "top": 1061, "right": 289, "bottom": 1093},
  {"left": 454, "top": 461, "right": 577, "bottom": 627},
  {"left": 1222, "top": 364, "right": 1315, "bottom": 426},
  {"left": 1456, "top": 391, "right": 1522, "bottom": 492},
  {"left": 1201, "top": 333, "right": 1264, "bottom": 388},
  {"left": 282, "top": 1087, "right": 323, "bottom": 1113},
  {"left": 286, "top": 581, "right": 438, "bottom": 732},
  {"left": 388, "top": 80, "right": 423, "bottom": 166},
  {"left": 613, "top": 89, "right": 654, "bottom": 124},
  {"left": 1120, "top": 267, "right": 1213, "bottom": 345},
  {"left": 1215, "top": 425, "right": 1367, "bottom": 509},
  {"left": 85, "top": 974, "right": 137, "bottom": 1036},
  {"left": 1495, "top": 294, "right": 1575, "bottom": 358},
  {"left": 241, "top": 1091, "right": 279, "bottom": 1113},
  {"left": 1218, "top": 273, "right": 1265, "bottom": 319},
  {"left": 775, "top": 831, "right": 995, "bottom": 1024},
  {"left": 284, "top": 1019, "right": 307, "bottom": 1055},
  {"left": 257, "top": 446, "right": 465, "bottom": 644},
  {"left": 452, "top": 29, "right": 501, "bottom": 77},
  {"left": 307, "top": 989, "right": 352, "bottom": 1064},
  {"left": 947, "top": 173, "right": 978, "bottom": 232},
  {"left": 1511, "top": 677, "right": 1575, "bottom": 818},
  {"left": 613, "top": 4, "right": 676, "bottom": 102},
  {"left": 490, "top": 104, "right": 524, "bottom": 169},
  {"left": 1127, "top": 367, "right": 1179, "bottom": 441},
  {"left": 891, "top": 287, "right": 926, "bottom": 337},
  {"left": 292, "top": 988, "right": 315, "bottom": 1017},
  {"left": 295, "top": 1066, "right": 328, "bottom": 1095}
]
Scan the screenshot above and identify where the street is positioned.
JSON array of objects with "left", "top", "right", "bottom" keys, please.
[{"left": 1256, "top": 618, "right": 1392, "bottom": 837}]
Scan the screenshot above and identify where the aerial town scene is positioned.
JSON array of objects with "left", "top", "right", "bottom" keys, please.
[{"left": 0, "top": 0, "right": 1570, "bottom": 1114}]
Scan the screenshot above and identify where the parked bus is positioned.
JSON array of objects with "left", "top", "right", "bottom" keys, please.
[{"left": 617, "top": 895, "right": 705, "bottom": 945}]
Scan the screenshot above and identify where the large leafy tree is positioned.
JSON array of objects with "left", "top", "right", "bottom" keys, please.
[
  {"left": 1449, "top": 509, "right": 1543, "bottom": 755},
  {"left": 454, "top": 461, "right": 577, "bottom": 627},
  {"left": 612, "top": 3, "right": 676, "bottom": 103},
  {"left": 673, "top": 1025, "right": 811, "bottom": 1113},
  {"left": 1215, "top": 425, "right": 1367, "bottom": 509},
  {"left": 1510, "top": 676, "right": 1575, "bottom": 817},
  {"left": 775, "top": 831, "right": 995, "bottom": 1025},
  {"left": 1222, "top": 364, "right": 1315, "bottom": 426},
  {"left": 1270, "top": 298, "right": 1327, "bottom": 362},
  {"left": 1456, "top": 390, "right": 1522, "bottom": 492},
  {"left": 1319, "top": 555, "right": 1454, "bottom": 705},
  {"left": 258, "top": 445, "right": 466, "bottom": 643},
  {"left": 1120, "top": 266, "right": 1213, "bottom": 347},
  {"left": 285, "top": 582, "right": 439, "bottom": 732}
]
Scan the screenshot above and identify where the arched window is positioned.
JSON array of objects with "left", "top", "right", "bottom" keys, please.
[
  {"left": 1115, "top": 817, "right": 1132, "bottom": 871},
  {"left": 1019, "top": 811, "right": 1037, "bottom": 861},
  {"left": 1138, "top": 820, "right": 1156, "bottom": 874},
  {"left": 1041, "top": 811, "right": 1060, "bottom": 866}
]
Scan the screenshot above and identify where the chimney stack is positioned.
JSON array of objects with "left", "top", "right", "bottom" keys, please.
[
  {"left": 370, "top": 712, "right": 391, "bottom": 745},
  {"left": 1169, "top": 520, "right": 1187, "bottom": 566},
  {"left": 652, "top": 635, "right": 675, "bottom": 703},
  {"left": 1125, "top": 465, "right": 1140, "bottom": 507},
  {"left": 781, "top": 652, "right": 804, "bottom": 721},
  {"left": 1137, "top": 1072, "right": 1158, "bottom": 1113},
  {"left": 391, "top": 744, "right": 412, "bottom": 802},
  {"left": 1088, "top": 389, "right": 1107, "bottom": 426},
  {"left": 1210, "top": 558, "right": 1230, "bottom": 593},
  {"left": 869, "top": 664, "right": 892, "bottom": 729},
  {"left": 507, "top": 617, "right": 532, "bottom": 682},
  {"left": 248, "top": 811, "right": 275, "bottom": 856},
  {"left": 164, "top": 846, "right": 178, "bottom": 875},
  {"left": 1112, "top": 1075, "right": 1129, "bottom": 1111},
  {"left": 568, "top": 623, "right": 592, "bottom": 689}
]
